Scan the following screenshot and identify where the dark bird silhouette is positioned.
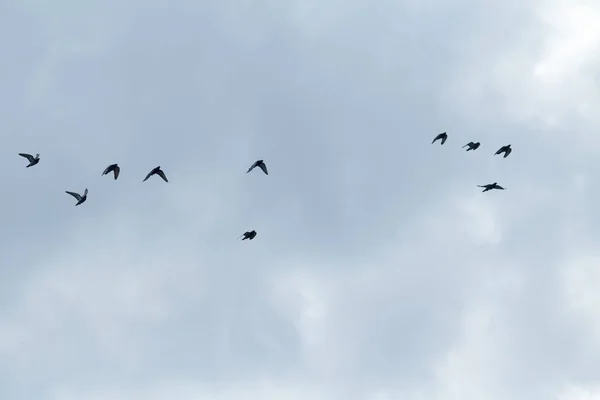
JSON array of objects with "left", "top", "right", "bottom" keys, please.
[
  {"left": 478, "top": 182, "right": 505, "bottom": 192},
  {"left": 239, "top": 230, "right": 257, "bottom": 240},
  {"left": 66, "top": 188, "right": 88, "bottom": 205},
  {"left": 462, "top": 142, "right": 480, "bottom": 151},
  {"left": 432, "top": 132, "right": 448, "bottom": 145},
  {"left": 495, "top": 144, "right": 512, "bottom": 158},
  {"left": 18, "top": 153, "right": 40, "bottom": 167},
  {"left": 143, "top": 166, "right": 168, "bottom": 182},
  {"left": 102, "top": 163, "right": 120, "bottom": 180},
  {"left": 247, "top": 160, "right": 268, "bottom": 175}
]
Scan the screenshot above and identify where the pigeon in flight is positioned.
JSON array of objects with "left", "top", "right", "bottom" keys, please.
[
  {"left": 478, "top": 182, "right": 505, "bottom": 192},
  {"left": 66, "top": 188, "right": 88, "bottom": 205},
  {"left": 239, "top": 230, "right": 257, "bottom": 240},
  {"left": 18, "top": 153, "right": 40, "bottom": 167},
  {"left": 143, "top": 166, "right": 168, "bottom": 182},
  {"left": 495, "top": 144, "right": 512, "bottom": 158},
  {"left": 247, "top": 160, "right": 268, "bottom": 175},
  {"left": 462, "top": 142, "right": 480, "bottom": 151},
  {"left": 432, "top": 132, "right": 447, "bottom": 145},
  {"left": 102, "top": 163, "right": 120, "bottom": 180}
]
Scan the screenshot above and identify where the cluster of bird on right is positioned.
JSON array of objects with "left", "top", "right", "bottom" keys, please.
[{"left": 432, "top": 132, "right": 511, "bottom": 192}]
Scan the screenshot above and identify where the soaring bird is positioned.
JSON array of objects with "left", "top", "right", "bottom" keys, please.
[
  {"left": 462, "top": 142, "right": 480, "bottom": 151},
  {"left": 432, "top": 132, "right": 448, "bottom": 145},
  {"left": 495, "top": 144, "right": 512, "bottom": 158},
  {"left": 143, "top": 166, "right": 168, "bottom": 182},
  {"left": 478, "top": 182, "right": 505, "bottom": 192},
  {"left": 66, "top": 188, "right": 88, "bottom": 205},
  {"left": 247, "top": 160, "right": 268, "bottom": 175},
  {"left": 102, "top": 163, "right": 120, "bottom": 180},
  {"left": 239, "top": 230, "right": 257, "bottom": 240},
  {"left": 18, "top": 153, "right": 40, "bottom": 167}
]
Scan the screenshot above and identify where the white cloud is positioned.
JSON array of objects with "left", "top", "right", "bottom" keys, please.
[{"left": 2, "top": 0, "right": 600, "bottom": 398}]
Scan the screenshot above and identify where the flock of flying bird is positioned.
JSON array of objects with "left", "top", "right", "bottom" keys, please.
[
  {"left": 17, "top": 136, "right": 506, "bottom": 239},
  {"left": 16, "top": 153, "right": 269, "bottom": 241},
  {"left": 431, "top": 132, "right": 512, "bottom": 192}
]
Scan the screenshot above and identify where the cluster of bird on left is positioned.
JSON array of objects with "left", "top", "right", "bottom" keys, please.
[{"left": 17, "top": 153, "right": 269, "bottom": 241}]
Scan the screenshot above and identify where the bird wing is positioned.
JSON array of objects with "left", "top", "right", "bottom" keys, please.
[
  {"left": 19, "top": 153, "right": 34, "bottom": 162},
  {"left": 113, "top": 165, "right": 120, "bottom": 179},
  {"left": 432, "top": 134, "right": 442, "bottom": 144},
  {"left": 66, "top": 191, "right": 82, "bottom": 201},
  {"left": 247, "top": 161, "right": 259, "bottom": 173},
  {"left": 503, "top": 148, "right": 512, "bottom": 157},
  {"left": 259, "top": 163, "right": 268, "bottom": 175},
  {"left": 83, "top": 188, "right": 88, "bottom": 196},
  {"left": 157, "top": 169, "right": 168, "bottom": 182},
  {"left": 102, "top": 165, "right": 113, "bottom": 175},
  {"left": 496, "top": 185, "right": 505, "bottom": 190},
  {"left": 143, "top": 170, "right": 154, "bottom": 181},
  {"left": 441, "top": 135, "right": 447, "bottom": 144},
  {"left": 495, "top": 148, "right": 503, "bottom": 155}
]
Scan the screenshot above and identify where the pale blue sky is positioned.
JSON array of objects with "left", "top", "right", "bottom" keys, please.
[{"left": 2, "top": 0, "right": 600, "bottom": 399}]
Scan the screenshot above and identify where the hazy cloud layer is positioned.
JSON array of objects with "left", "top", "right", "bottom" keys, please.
[{"left": 1, "top": 0, "right": 600, "bottom": 399}]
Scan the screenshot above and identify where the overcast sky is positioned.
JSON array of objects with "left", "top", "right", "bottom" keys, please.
[{"left": 1, "top": 0, "right": 600, "bottom": 399}]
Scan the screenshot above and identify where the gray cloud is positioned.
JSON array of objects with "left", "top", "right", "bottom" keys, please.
[{"left": 1, "top": 0, "right": 600, "bottom": 399}]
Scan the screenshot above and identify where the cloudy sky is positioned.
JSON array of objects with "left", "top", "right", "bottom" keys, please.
[{"left": 1, "top": 0, "right": 600, "bottom": 399}]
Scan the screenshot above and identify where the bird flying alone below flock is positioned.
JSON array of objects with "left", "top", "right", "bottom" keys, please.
[
  {"left": 102, "top": 163, "right": 120, "bottom": 180},
  {"left": 18, "top": 153, "right": 40, "bottom": 167},
  {"left": 240, "top": 230, "right": 257, "bottom": 240},
  {"left": 462, "top": 142, "right": 480, "bottom": 151},
  {"left": 495, "top": 144, "right": 512, "bottom": 158},
  {"left": 478, "top": 182, "right": 505, "bottom": 192},
  {"left": 432, "top": 132, "right": 447, "bottom": 145},
  {"left": 143, "top": 166, "right": 168, "bottom": 182},
  {"left": 247, "top": 160, "right": 268, "bottom": 175},
  {"left": 66, "top": 188, "right": 88, "bottom": 205}
]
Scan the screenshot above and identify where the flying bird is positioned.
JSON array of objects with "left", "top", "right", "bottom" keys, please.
[
  {"left": 432, "top": 132, "right": 447, "bottom": 145},
  {"left": 66, "top": 188, "right": 88, "bottom": 205},
  {"left": 247, "top": 160, "right": 268, "bottom": 175},
  {"left": 18, "top": 153, "right": 40, "bottom": 167},
  {"left": 462, "top": 142, "right": 480, "bottom": 151},
  {"left": 143, "top": 166, "right": 168, "bottom": 182},
  {"left": 495, "top": 144, "right": 512, "bottom": 158},
  {"left": 478, "top": 182, "right": 505, "bottom": 192},
  {"left": 239, "top": 230, "right": 257, "bottom": 240},
  {"left": 102, "top": 163, "right": 120, "bottom": 180}
]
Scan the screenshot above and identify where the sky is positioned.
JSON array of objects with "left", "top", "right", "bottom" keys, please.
[{"left": 1, "top": 0, "right": 600, "bottom": 399}]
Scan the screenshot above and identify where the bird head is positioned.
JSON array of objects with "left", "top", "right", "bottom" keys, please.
[{"left": 35, "top": 153, "right": 39, "bottom": 158}]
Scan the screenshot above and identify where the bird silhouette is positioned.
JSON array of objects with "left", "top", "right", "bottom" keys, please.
[
  {"left": 432, "top": 132, "right": 448, "bottom": 144},
  {"left": 247, "top": 160, "right": 268, "bottom": 175},
  {"left": 239, "top": 230, "right": 257, "bottom": 240},
  {"left": 102, "top": 163, "right": 120, "bottom": 180},
  {"left": 66, "top": 188, "right": 88, "bottom": 205},
  {"left": 462, "top": 142, "right": 480, "bottom": 151},
  {"left": 495, "top": 144, "right": 512, "bottom": 158},
  {"left": 18, "top": 153, "right": 40, "bottom": 167},
  {"left": 143, "top": 166, "right": 168, "bottom": 182},
  {"left": 478, "top": 182, "right": 505, "bottom": 192}
]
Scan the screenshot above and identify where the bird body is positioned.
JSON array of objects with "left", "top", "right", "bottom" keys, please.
[
  {"left": 240, "top": 230, "right": 257, "bottom": 240},
  {"left": 495, "top": 144, "right": 512, "bottom": 158},
  {"left": 19, "top": 153, "right": 40, "bottom": 167},
  {"left": 143, "top": 166, "right": 168, "bottom": 182},
  {"left": 478, "top": 182, "right": 505, "bottom": 192},
  {"left": 102, "top": 163, "right": 120, "bottom": 180},
  {"left": 432, "top": 132, "right": 447, "bottom": 145},
  {"left": 66, "top": 188, "right": 88, "bottom": 205},
  {"left": 247, "top": 160, "right": 268, "bottom": 175},
  {"left": 462, "top": 142, "right": 480, "bottom": 151}
]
